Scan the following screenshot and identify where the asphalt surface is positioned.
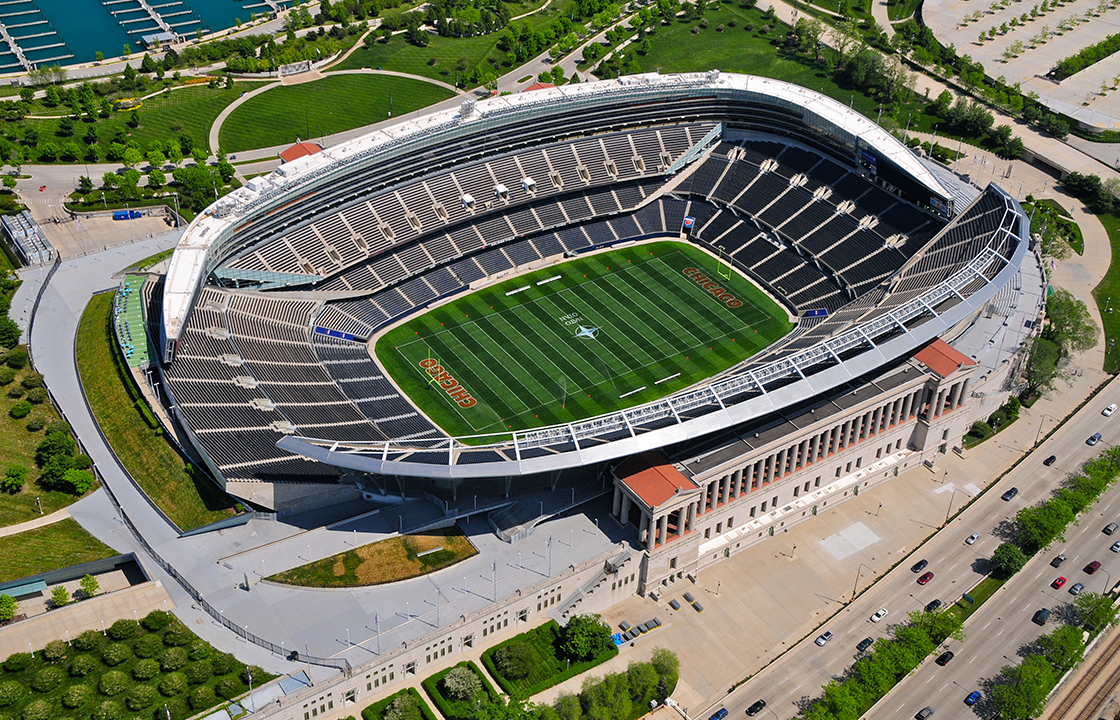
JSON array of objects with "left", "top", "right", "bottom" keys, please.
[{"left": 710, "top": 376, "right": 1120, "bottom": 720}]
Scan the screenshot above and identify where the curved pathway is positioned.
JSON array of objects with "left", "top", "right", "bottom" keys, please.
[{"left": 208, "top": 69, "right": 461, "bottom": 155}]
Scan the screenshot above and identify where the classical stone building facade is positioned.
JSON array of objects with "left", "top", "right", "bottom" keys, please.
[{"left": 610, "top": 339, "right": 980, "bottom": 594}]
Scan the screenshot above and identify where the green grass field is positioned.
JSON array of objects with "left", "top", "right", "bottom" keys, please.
[
  {"left": 1094, "top": 212, "right": 1120, "bottom": 373},
  {"left": 0, "top": 518, "right": 116, "bottom": 583},
  {"left": 375, "top": 241, "right": 792, "bottom": 439},
  {"left": 218, "top": 74, "right": 455, "bottom": 153}
]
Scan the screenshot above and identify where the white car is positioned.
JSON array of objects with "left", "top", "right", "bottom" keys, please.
[
  {"left": 966, "top": 532, "right": 981, "bottom": 545},
  {"left": 871, "top": 608, "right": 888, "bottom": 623},
  {"left": 1105, "top": 404, "right": 1118, "bottom": 417}
]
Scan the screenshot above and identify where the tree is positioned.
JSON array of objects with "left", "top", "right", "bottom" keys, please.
[
  {"left": 0, "top": 317, "right": 18, "bottom": 349},
  {"left": 796, "top": 17, "right": 824, "bottom": 59},
  {"left": 1024, "top": 337, "right": 1060, "bottom": 394},
  {"left": 580, "top": 672, "right": 631, "bottom": 720},
  {"left": 991, "top": 654, "right": 1055, "bottom": 720},
  {"left": 43, "top": 85, "right": 60, "bottom": 107},
  {"left": 79, "top": 574, "right": 100, "bottom": 599},
  {"left": 384, "top": 693, "right": 422, "bottom": 720},
  {"left": 559, "top": 614, "right": 613, "bottom": 662},
  {"left": 1045, "top": 288, "right": 1098, "bottom": 355},
  {"left": 1037, "top": 624, "right": 1085, "bottom": 670},
  {"left": 440, "top": 666, "right": 482, "bottom": 700},
  {"left": 1, "top": 464, "right": 26, "bottom": 493},
  {"left": 147, "top": 168, "right": 165, "bottom": 189},
  {"left": 95, "top": 50, "right": 104, "bottom": 63},
  {"left": 122, "top": 147, "right": 143, "bottom": 169},
  {"left": 0, "top": 594, "right": 16, "bottom": 622},
  {"left": 50, "top": 586, "right": 70, "bottom": 608},
  {"left": 61, "top": 468, "right": 94, "bottom": 495},
  {"left": 990, "top": 541, "right": 1028, "bottom": 579},
  {"left": 626, "top": 661, "right": 659, "bottom": 705},
  {"left": 493, "top": 642, "right": 537, "bottom": 680},
  {"left": 146, "top": 150, "right": 165, "bottom": 169},
  {"left": 35, "top": 431, "right": 74, "bottom": 467},
  {"left": 166, "top": 140, "right": 183, "bottom": 167},
  {"left": 122, "top": 43, "right": 131, "bottom": 57},
  {"left": 1075, "top": 591, "right": 1117, "bottom": 632},
  {"left": 650, "top": 647, "right": 679, "bottom": 698},
  {"left": 191, "top": 147, "right": 208, "bottom": 166},
  {"left": 128, "top": 109, "right": 141, "bottom": 128},
  {"left": 140, "top": 54, "right": 158, "bottom": 73},
  {"left": 1016, "top": 502, "right": 1073, "bottom": 552}
]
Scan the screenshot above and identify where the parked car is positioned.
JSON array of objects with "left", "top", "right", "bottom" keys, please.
[
  {"left": 965, "top": 691, "right": 982, "bottom": 706},
  {"left": 815, "top": 631, "right": 833, "bottom": 646},
  {"left": 1070, "top": 583, "right": 1085, "bottom": 595},
  {"left": 1044, "top": 454, "right": 1057, "bottom": 466},
  {"left": 1052, "top": 553, "right": 1068, "bottom": 567},
  {"left": 1106, "top": 523, "right": 1119, "bottom": 535},
  {"left": 709, "top": 709, "right": 728, "bottom": 720},
  {"left": 916, "top": 706, "right": 934, "bottom": 720},
  {"left": 935, "top": 651, "right": 955, "bottom": 666},
  {"left": 1089, "top": 433, "right": 1103, "bottom": 446},
  {"left": 1002, "top": 487, "right": 1019, "bottom": 501},
  {"left": 1087, "top": 561, "right": 1102, "bottom": 574},
  {"left": 966, "top": 532, "right": 981, "bottom": 545},
  {"left": 1112, "top": 541, "right": 1120, "bottom": 553},
  {"left": 918, "top": 571, "right": 934, "bottom": 585},
  {"left": 1052, "top": 577, "right": 1066, "bottom": 589},
  {"left": 871, "top": 608, "right": 888, "bottom": 623},
  {"left": 746, "top": 700, "right": 766, "bottom": 717},
  {"left": 1033, "top": 608, "right": 1051, "bottom": 625},
  {"left": 857, "top": 637, "right": 874, "bottom": 652},
  {"left": 911, "top": 559, "right": 929, "bottom": 573},
  {"left": 925, "top": 599, "right": 943, "bottom": 612},
  {"left": 1104, "top": 403, "right": 1117, "bottom": 416}
]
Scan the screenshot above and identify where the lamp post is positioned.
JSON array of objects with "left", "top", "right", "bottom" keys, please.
[
  {"left": 945, "top": 488, "right": 971, "bottom": 527},
  {"left": 851, "top": 562, "right": 875, "bottom": 602},
  {"left": 1035, "top": 413, "right": 1055, "bottom": 448}
]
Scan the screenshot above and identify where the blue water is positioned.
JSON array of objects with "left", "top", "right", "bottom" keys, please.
[{"left": 19, "top": 0, "right": 290, "bottom": 66}]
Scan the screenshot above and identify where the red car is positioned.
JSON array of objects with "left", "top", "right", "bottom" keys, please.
[
  {"left": 918, "top": 572, "right": 934, "bottom": 585},
  {"left": 1087, "top": 561, "right": 1102, "bottom": 575},
  {"left": 1052, "top": 577, "right": 1066, "bottom": 589}
]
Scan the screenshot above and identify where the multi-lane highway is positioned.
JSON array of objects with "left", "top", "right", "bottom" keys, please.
[{"left": 709, "top": 383, "right": 1120, "bottom": 720}]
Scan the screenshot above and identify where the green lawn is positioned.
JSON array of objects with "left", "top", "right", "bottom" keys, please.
[
  {"left": 480, "top": 620, "right": 618, "bottom": 698},
  {"left": 336, "top": 0, "right": 574, "bottom": 82},
  {"left": 0, "top": 609, "right": 273, "bottom": 720},
  {"left": 363, "top": 688, "right": 438, "bottom": 720},
  {"left": 267, "top": 528, "right": 478, "bottom": 587},
  {"left": 1093, "top": 212, "right": 1120, "bottom": 373},
  {"left": 0, "top": 356, "right": 94, "bottom": 529},
  {"left": 629, "top": 5, "right": 915, "bottom": 124},
  {"left": 76, "top": 292, "right": 236, "bottom": 531},
  {"left": 26, "top": 82, "right": 268, "bottom": 157},
  {"left": 375, "top": 241, "right": 793, "bottom": 439},
  {"left": 421, "top": 661, "right": 499, "bottom": 720},
  {"left": 218, "top": 74, "right": 455, "bottom": 153},
  {"left": 887, "top": 0, "right": 923, "bottom": 22},
  {"left": 0, "top": 518, "right": 115, "bottom": 583},
  {"left": 948, "top": 575, "right": 1006, "bottom": 621}
]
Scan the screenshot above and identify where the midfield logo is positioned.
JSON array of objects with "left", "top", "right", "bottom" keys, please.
[{"left": 575, "top": 325, "right": 600, "bottom": 339}]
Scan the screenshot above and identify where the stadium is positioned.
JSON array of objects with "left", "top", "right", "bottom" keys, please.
[{"left": 156, "top": 71, "right": 1036, "bottom": 588}]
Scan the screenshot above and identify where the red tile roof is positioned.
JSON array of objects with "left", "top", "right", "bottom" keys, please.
[
  {"left": 523, "top": 82, "right": 556, "bottom": 93},
  {"left": 616, "top": 451, "right": 698, "bottom": 509},
  {"left": 914, "top": 338, "right": 975, "bottom": 378},
  {"left": 279, "top": 141, "right": 322, "bottom": 164}
]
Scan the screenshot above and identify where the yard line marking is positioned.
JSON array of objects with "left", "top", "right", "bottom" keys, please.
[
  {"left": 536, "top": 275, "right": 562, "bottom": 286},
  {"left": 619, "top": 386, "right": 646, "bottom": 399},
  {"left": 655, "top": 373, "right": 681, "bottom": 385},
  {"left": 505, "top": 285, "right": 531, "bottom": 296}
]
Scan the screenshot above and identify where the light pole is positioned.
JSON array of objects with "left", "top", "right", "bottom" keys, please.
[
  {"left": 851, "top": 562, "right": 875, "bottom": 602},
  {"left": 1035, "top": 413, "right": 1055, "bottom": 448},
  {"left": 876, "top": 501, "right": 882, "bottom": 517},
  {"left": 945, "top": 488, "right": 971, "bottom": 527},
  {"left": 791, "top": 543, "right": 796, "bottom": 560}
]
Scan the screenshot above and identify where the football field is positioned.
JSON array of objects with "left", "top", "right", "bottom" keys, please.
[{"left": 375, "top": 241, "right": 794, "bottom": 439}]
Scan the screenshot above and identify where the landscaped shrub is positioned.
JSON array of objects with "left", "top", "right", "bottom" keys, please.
[
  {"left": 215, "top": 674, "right": 242, "bottom": 699},
  {"left": 183, "top": 660, "right": 212, "bottom": 685},
  {"left": 25, "top": 388, "right": 46, "bottom": 404},
  {"left": 107, "top": 619, "right": 139, "bottom": 641},
  {"left": 125, "top": 684, "right": 156, "bottom": 710},
  {"left": 19, "top": 372, "right": 42, "bottom": 390},
  {"left": 159, "top": 646, "right": 187, "bottom": 672},
  {"left": 72, "top": 630, "right": 103, "bottom": 652},
  {"left": 25, "top": 418, "right": 44, "bottom": 432},
  {"left": 69, "top": 655, "right": 97, "bottom": 678},
  {"left": 210, "top": 652, "right": 237, "bottom": 676},
  {"left": 0, "top": 367, "right": 14, "bottom": 385},
  {"left": 162, "top": 622, "right": 192, "bottom": 647},
  {"left": 44, "top": 419, "right": 69, "bottom": 435},
  {"left": 30, "top": 666, "right": 64, "bottom": 693},
  {"left": 20, "top": 698, "right": 51, "bottom": 720},
  {"left": 131, "top": 659, "right": 159, "bottom": 681},
  {"left": 61, "top": 684, "right": 92, "bottom": 709},
  {"left": 0, "top": 680, "right": 24, "bottom": 706},
  {"left": 158, "top": 672, "right": 187, "bottom": 697},
  {"left": 91, "top": 699, "right": 122, "bottom": 720},
  {"left": 187, "top": 641, "right": 211, "bottom": 661},
  {"left": 98, "top": 670, "right": 129, "bottom": 696},
  {"left": 8, "top": 400, "right": 30, "bottom": 419},
  {"left": 140, "top": 610, "right": 172, "bottom": 632},
  {"left": 188, "top": 685, "right": 215, "bottom": 710},
  {"left": 493, "top": 642, "right": 538, "bottom": 680},
  {"left": 100, "top": 643, "right": 131, "bottom": 666},
  {"left": 41, "top": 640, "right": 68, "bottom": 662},
  {"left": 3, "top": 654, "right": 31, "bottom": 672},
  {"left": 440, "top": 667, "right": 481, "bottom": 700},
  {"left": 132, "top": 633, "right": 163, "bottom": 658},
  {"left": 7, "top": 346, "right": 27, "bottom": 369},
  {"left": 240, "top": 665, "right": 262, "bottom": 684}
]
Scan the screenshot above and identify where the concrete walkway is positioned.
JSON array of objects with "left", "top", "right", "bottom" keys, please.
[{"left": 0, "top": 508, "right": 70, "bottom": 538}]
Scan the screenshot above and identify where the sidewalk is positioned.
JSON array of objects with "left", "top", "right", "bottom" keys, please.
[{"left": 0, "top": 508, "right": 70, "bottom": 538}]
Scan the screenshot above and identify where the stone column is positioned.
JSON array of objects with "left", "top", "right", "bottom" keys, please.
[
  {"left": 797, "top": 439, "right": 808, "bottom": 470},
  {"left": 620, "top": 494, "right": 632, "bottom": 525},
  {"left": 764, "top": 455, "right": 774, "bottom": 484},
  {"left": 731, "top": 469, "right": 743, "bottom": 499},
  {"left": 720, "top": 474, "right": 731, "bottom": 505},
  {"left": 901, "top": 392, "right": 913, "bottom": 421},
  {"left": 775, "top": 448, "right": 787, "bottom": 479},
  {"left": 948, "top": 382, "right": 962, "bottom": 410},
  {"left": 829, "top": 425, "right": 840, "bottom": 454},
  {"left": 643, "top": 513, "right": 654, "bottom": 552},
  {"left": 657, "top": 514, "right": 668, "bottom": 547},
  {"left": 958, "top": 378, "right": 971, "bottom": 407},
  {"left": 808, "top": 435, "right": 818, "bottom": 465},
  {"left": 612, "top": 486, "right": 622, "bottom": 517},
  {"left": 871, "top": 407, "right": 882, "bottom": 436},
  {"left": 686, "top": 501, "right": 695, "bottom": 531},
  {"left": 934, "top": 389, "right": 947, "bottom": 418},
  {"left": 676, "top": 507, "right": 686, "bottom": 539}
]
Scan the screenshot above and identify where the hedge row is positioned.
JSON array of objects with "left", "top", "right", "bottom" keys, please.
[{"left": 480, "top": 621, "right": 618, "bottom": 698}]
